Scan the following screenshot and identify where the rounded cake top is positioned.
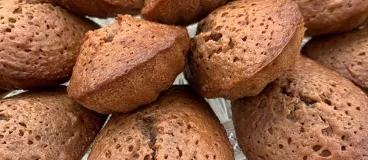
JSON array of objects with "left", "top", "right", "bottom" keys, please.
[
  {"left": 68, "top": 15, "right": 189, "bottom": 98},
  {"left": 188, "top": 0, "right": 303, "bottom": 91},
  {"left": 233, "top": 56, "right": 368, "bottom": 160},
  {"left": 141, "top": 0, "right": 228, "bottom": 25},
  {"left": 303, "top": 27, "right": 368, "bottom": 89},
  {"left": 0, "top": 0, "right": 96, "bottom": 89},
  {"left": 0, "top": 88, "right": 106, "bottom": 159},
  {"left": 49, "top": 0, "right": 144, "bottom": 18},
  {"left": 291, "top": 0, "right": 368, "bottom": 36},
  {"left": 88, "top": 86, "right": 234, "bottom": 160}
]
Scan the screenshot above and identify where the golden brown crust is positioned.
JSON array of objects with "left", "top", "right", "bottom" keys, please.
[
  {"left": 303, "top": 27, "right": 368, "bottom": 89},
  {"left": 68, "top": 15, "right": 190, "bottom": 114},
  {"left": 88, "top": 85, "right": 234, "bottom": 160},
  {"left": 185, "top": 0, "right": 304, "bottom": 100},
  {"left": 233, "top": 56, "right": 368, "bottom": 160},
  {"left": 141, "top": 0, "right": 228, "bottom": 25},
  {"left": 0, "top": 1, "right": 96, "bottom": 90},
  {"left": 50, "top": 0, "right": 144, "bottom": 18},
  {"left": 0, "top": 88, "right": 106, "bottom": 160},
  {"left": 292, "top": 0, "right": 368, "bottom": 36}
]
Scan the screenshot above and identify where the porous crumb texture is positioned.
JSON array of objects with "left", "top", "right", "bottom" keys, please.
[
  {"left": 232, "top": 56, "right": 368, "bottom": 160},
  {"left": 68, "top": 15, "right": 190, "bottom": 114},
  {"left": 88, "top": 86, "right": 234, "bottom": 160},
  {"left": 0, "top": 0, "right": 96, "bottom": 90},
  {"left": 0, "top": 88, "right": 106, "bottom": 160},
  {"left": 185, "top": 0, "right": 304, "bottom": 100},
  {"left": 291, "top": 0, "right": 368, "bottom": 36},
  {"left": 50, "top": 0, "right": 144, "bottom": 18},
  {"left": 141, "top": 0, "right": 228, "bottom": 25},
  {"left": 303, "top": 27, "right": 368, "bottom": 90}
]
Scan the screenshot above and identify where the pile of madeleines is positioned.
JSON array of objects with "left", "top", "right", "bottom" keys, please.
[{"left": 1, "top": 0, "right": 368, "bottom": 159}]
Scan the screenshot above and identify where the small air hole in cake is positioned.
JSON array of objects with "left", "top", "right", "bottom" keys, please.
[
  {"left": 185, "top": 0, "right": 305, "bottom": 100},
  {"left": 88, "top": 86, "right": 234, "bottom": 160},
  {"left": 233, "top": 56, "right": 368, "bottom": 160},
  {"left": 0, "top": 0, "right": 97, "bottom": 90},
  {"left": 0, "top": 88, "right": 106, "bottom": 159},
  {"left": 291, "top": 0, "right": 368, "bottom": 36},
  {"left": 303, "top": 27, "right": 368, "bottom": 90},
  {"left": 68, "top": 15, "right": 190, "bottom": 114}
]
